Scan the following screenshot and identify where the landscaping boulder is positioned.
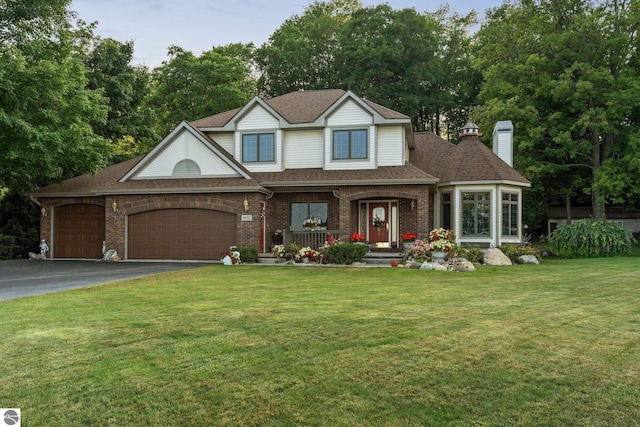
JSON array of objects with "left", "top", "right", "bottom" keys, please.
[
  {"left": 455, "top": 260, "right": 476, "bottom": 272},
  {"left": 420, "top": 262, "right": 433, "bottom": 271},
  {"left": 518, "top": 255, "right": 539, "bottom": 265},
  {"left": 484, "top": 248, "right": 512, "bottom": 266},
  {"left": 433, "top": 264, "right": 447, "bottom": 271}
]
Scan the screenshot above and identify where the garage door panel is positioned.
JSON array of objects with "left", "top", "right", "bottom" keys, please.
[
  {"left": 128, "top": 208, "right": 236, "bottom": 260},
  {"left": 54, "top": 204, "right": 105, "bottom": 258}
]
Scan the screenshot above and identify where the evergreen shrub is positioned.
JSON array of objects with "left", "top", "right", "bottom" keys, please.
[{"left": 327, "top": 243, "right": 368, "bottom": 265}]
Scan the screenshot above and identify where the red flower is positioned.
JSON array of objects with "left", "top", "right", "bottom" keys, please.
[
  {"left": 351, "top": 232, "right": 365, "bottom": 243},
  {"left": 401, "top": 232, "right": 417, "bottom": 242}
]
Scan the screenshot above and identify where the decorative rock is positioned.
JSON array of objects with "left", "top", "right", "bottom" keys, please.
[
  {"left": 29, "top": 252, "right": 44, "bottom": 260},
  {"left": 420, "top": 262, "right": 433, "bottom": 271},
  {"left": 352, "top": 261, "right": 367, "bottom": 267},
  {"left": 518, "top": 255, "right": 539, "bottom": 265},
  {"left": 433, "top": 264, "right": 447, "bottom": 271},
  {"left": 410, "top": 262, "right": 422, "bottom": 269},
  {"left": 102, "top": 249, "right": 118, "bottom": 262},
  {"left": 455, "top": 261, "right": 476, "bottom": 272},
  {"left": 484, "top": 248, "right": 512, "bottom": 266}
]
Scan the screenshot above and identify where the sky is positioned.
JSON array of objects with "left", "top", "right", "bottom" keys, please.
[{"left": 71, "top": 0, "right": 505, "bottom": 68}]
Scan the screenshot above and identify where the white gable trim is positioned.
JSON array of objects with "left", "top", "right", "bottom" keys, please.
[
  {"left": 120, "top": 121, "right": 252, "bottom": 182},
  {"left": 230, "top": 96, "right": 288, "bottom": 130}
]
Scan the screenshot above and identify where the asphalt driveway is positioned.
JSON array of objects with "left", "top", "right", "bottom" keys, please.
[{"left": 0, "top": 259, "right": 207, "bottom": 301}]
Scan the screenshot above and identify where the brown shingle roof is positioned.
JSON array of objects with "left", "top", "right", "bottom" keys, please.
[
  {"left": 253, "top": 164, "right": 435, "bottom": 187},
  {"left": 190, "top": 89, "right": 410, "bottom": 128},
  {"left": 410, "top": 132, "right": 530, "bottom": 185},
  {"left": 30, "top": 155, "right": 266, "bottom": 197}
]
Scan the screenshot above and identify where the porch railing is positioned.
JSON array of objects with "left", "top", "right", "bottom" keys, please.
[{"left": 283, "top": 229, "right": 340, "bottom": 249}]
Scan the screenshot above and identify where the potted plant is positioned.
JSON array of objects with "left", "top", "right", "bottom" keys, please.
[
  {"left": 428, "top": 228, "right": 456, "bottom": 260},
  {"left": 303, "top": 217, "right": 321, "bottom": 230},
  {"left": 350, "top": 232, "right": 366, "bottom": 243},
  {"left": 272, "top": 244, "right": 285, "bottom": 259},
  {"left": 296, "top": 246, "right": 318, "bottom": 263},
  {"left": 401, "top": 231, "right": 417, "bottom": 251}
]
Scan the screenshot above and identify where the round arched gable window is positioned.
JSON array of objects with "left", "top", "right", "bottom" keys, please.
[{"left": 172, "top": 159, "right": 201, "bottom": 176}]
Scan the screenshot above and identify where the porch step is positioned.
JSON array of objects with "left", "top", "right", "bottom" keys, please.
[{"left": 363, "top": 251, "right": 405, "bottom": 266}]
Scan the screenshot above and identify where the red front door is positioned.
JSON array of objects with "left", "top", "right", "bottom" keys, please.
[{"left": 368, "top": 202, "right": 389, "bottom": 246}]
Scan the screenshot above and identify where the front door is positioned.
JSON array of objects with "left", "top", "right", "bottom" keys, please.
[{"left": 368, "top": 202, "right": 389, "bottom": 247}]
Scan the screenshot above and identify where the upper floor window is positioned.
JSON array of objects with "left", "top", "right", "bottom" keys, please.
[
  {"left": 243, "top": 133, "right": 275, "bottom": 162},
  {"left": 333, "top": 129, "right": 367, "bottom": 160},
  {"left": 172, "top": 159, "right": 201, "bottom": 176}
]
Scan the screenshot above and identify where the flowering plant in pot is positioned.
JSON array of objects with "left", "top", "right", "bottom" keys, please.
[
  {"left": 401, "top": 232, "right": 417, "bottom": 242},
  {"left": 296, "top": 246, "right": 318, "bottom": 262},
  {"left": 303, "top": 218, "right": 321, "bottom": 230},
  {"left": 350, "top": 232, "right": 365, "bottom": 243},
  {"left": 272, "top": 244, "right": 285, "bottom": 258},
  {"left": 428, "top": 228, "right": 456, "bottom": 253},
  {"left": 406, "top": 239, "right": 432, "bottom": 262}
]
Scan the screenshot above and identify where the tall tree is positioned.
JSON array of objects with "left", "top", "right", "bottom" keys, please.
[
  {"left": 0, "top": 0, "right": 111, "bottom": 193},
  {"left": 335, "top": 5, "right": 438, "bottom": 118},
  {"left": 145, "top": 43, "right": 256, "bottom": 136},
  {"left": 83, "top": 38, "right": 157, "bottom": 161},
  {"left": 473, "top": 0, "right": 640, "bottom": 219},
  {"left": 255, "top": 0, "right": 361, "bottom": 96}
]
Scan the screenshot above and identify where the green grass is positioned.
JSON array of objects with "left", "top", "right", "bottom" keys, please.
[{"left": 2, "top": 258, "right": 640, "bottom": 426}]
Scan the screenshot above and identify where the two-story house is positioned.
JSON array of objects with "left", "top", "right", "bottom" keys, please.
[{"left": 31, "top": 89, "right": 530, "bottom": 260}]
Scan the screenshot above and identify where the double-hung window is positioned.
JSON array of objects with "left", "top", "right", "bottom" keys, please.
[
  {"left": 333, "top": 129, "right": 367, "bottom": 160},
  {"left": 242, "top": 133, "right": 275, "bottom": 162}
]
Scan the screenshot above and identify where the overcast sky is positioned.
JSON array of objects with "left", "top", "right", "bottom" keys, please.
[{"left": 71, "top": 0, "right": 504, "bottom": 68}]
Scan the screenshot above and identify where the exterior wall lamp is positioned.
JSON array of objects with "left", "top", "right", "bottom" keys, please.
[
  {"left": 243, "top": 197, "right": 249, "bottom": 211},
  {"left": 112, "top": 200, "right": 118, "bottom": 214}
]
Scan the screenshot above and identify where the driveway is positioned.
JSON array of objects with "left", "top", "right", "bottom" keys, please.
[{"left": 0, "top": 259, "right": 207, "bottom": 301}]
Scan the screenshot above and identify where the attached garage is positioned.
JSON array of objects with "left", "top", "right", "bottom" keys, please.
[
  {"left": 54, "top": 203, "right": 105, "bottom": 258},
  {"left": 127, "top": 208, "right": 237, "bottom": 260}
]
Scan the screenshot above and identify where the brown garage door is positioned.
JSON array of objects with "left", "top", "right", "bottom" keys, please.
[
  {"left": 54, "top": 203, "right": 105, "bottom": 258},
  {"left": 128, "top": 208, "right": 236, "bottom": 260}
]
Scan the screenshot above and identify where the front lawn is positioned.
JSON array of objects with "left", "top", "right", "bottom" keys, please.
[{"left": 2, "top": 258, "right": 639, "bottom": 425}]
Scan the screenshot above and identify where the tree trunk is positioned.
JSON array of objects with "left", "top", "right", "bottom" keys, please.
[
  {"left": 590, "top": 128, "right": 606, "bottom": 219},
  {"left": 565, "top": 193, "right": 572, "bottom": 225}
]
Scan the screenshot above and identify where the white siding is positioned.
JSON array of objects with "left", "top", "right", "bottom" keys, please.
[
  {"left": 284, "top": 129, "right": 324, "bottom": 169},
  {"left": 135, "top": 130, "right": 240, "bottom": 178},
  {"left": 237, "top": 105, "right": 279, "bottom": 130},
  {"left": 377, "top": 126, "right": 404, "bottom": 166},
  {"left": 327, "top": 100, "right": 373, "bottom": 127},
  {"left": 208, "top": 132, "right": 234, "bottom": 156}
]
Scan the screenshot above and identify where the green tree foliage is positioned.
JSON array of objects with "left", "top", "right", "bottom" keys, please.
[
  {"left": 256, "top": 1, "right": 477, "bottom": 136},
  {"left": 0, "top": 0, "right": 111, "bottom": 193},
  {"left": 335, "top": 5, "right": 437, "bottom": 118},
  {"left": 548, "top": 218, "right": 632, "bottom": 258},
  {"left": 0, "top": 192, "right": 39, "bottom": 259},
  {"left": 473, "top": 0, "right": 640, "bottom": 219},
  {"left": 145, "top": 43, "right": 256, "bottom": 137},
  {"left": 83, "top": 38, "right": 158, "bottom": 161},
  {"left": 255, "top": 0, "right": 359, "bottom": 96}
]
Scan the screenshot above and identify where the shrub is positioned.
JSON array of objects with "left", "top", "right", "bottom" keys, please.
[
  {"left": 548, "top": 218, "right": 632, "bottom": 258},
  {"left": 406, "top": 239, "right": 432, "bottom": 262},
  {"left": 499, "top": 244, "right": 542, "bottom": 263},
  {"left": 0, "top": 234, "right": 16, "bottom": 260},
  {"left": 236, "top": 246, "right": 258, "bottom": 263},
  {"left": 454, "top": 245, "right": 484, "bottom": 263},
  {"left": 327, "top": 243, "right": 368, "bottom": 265}
]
